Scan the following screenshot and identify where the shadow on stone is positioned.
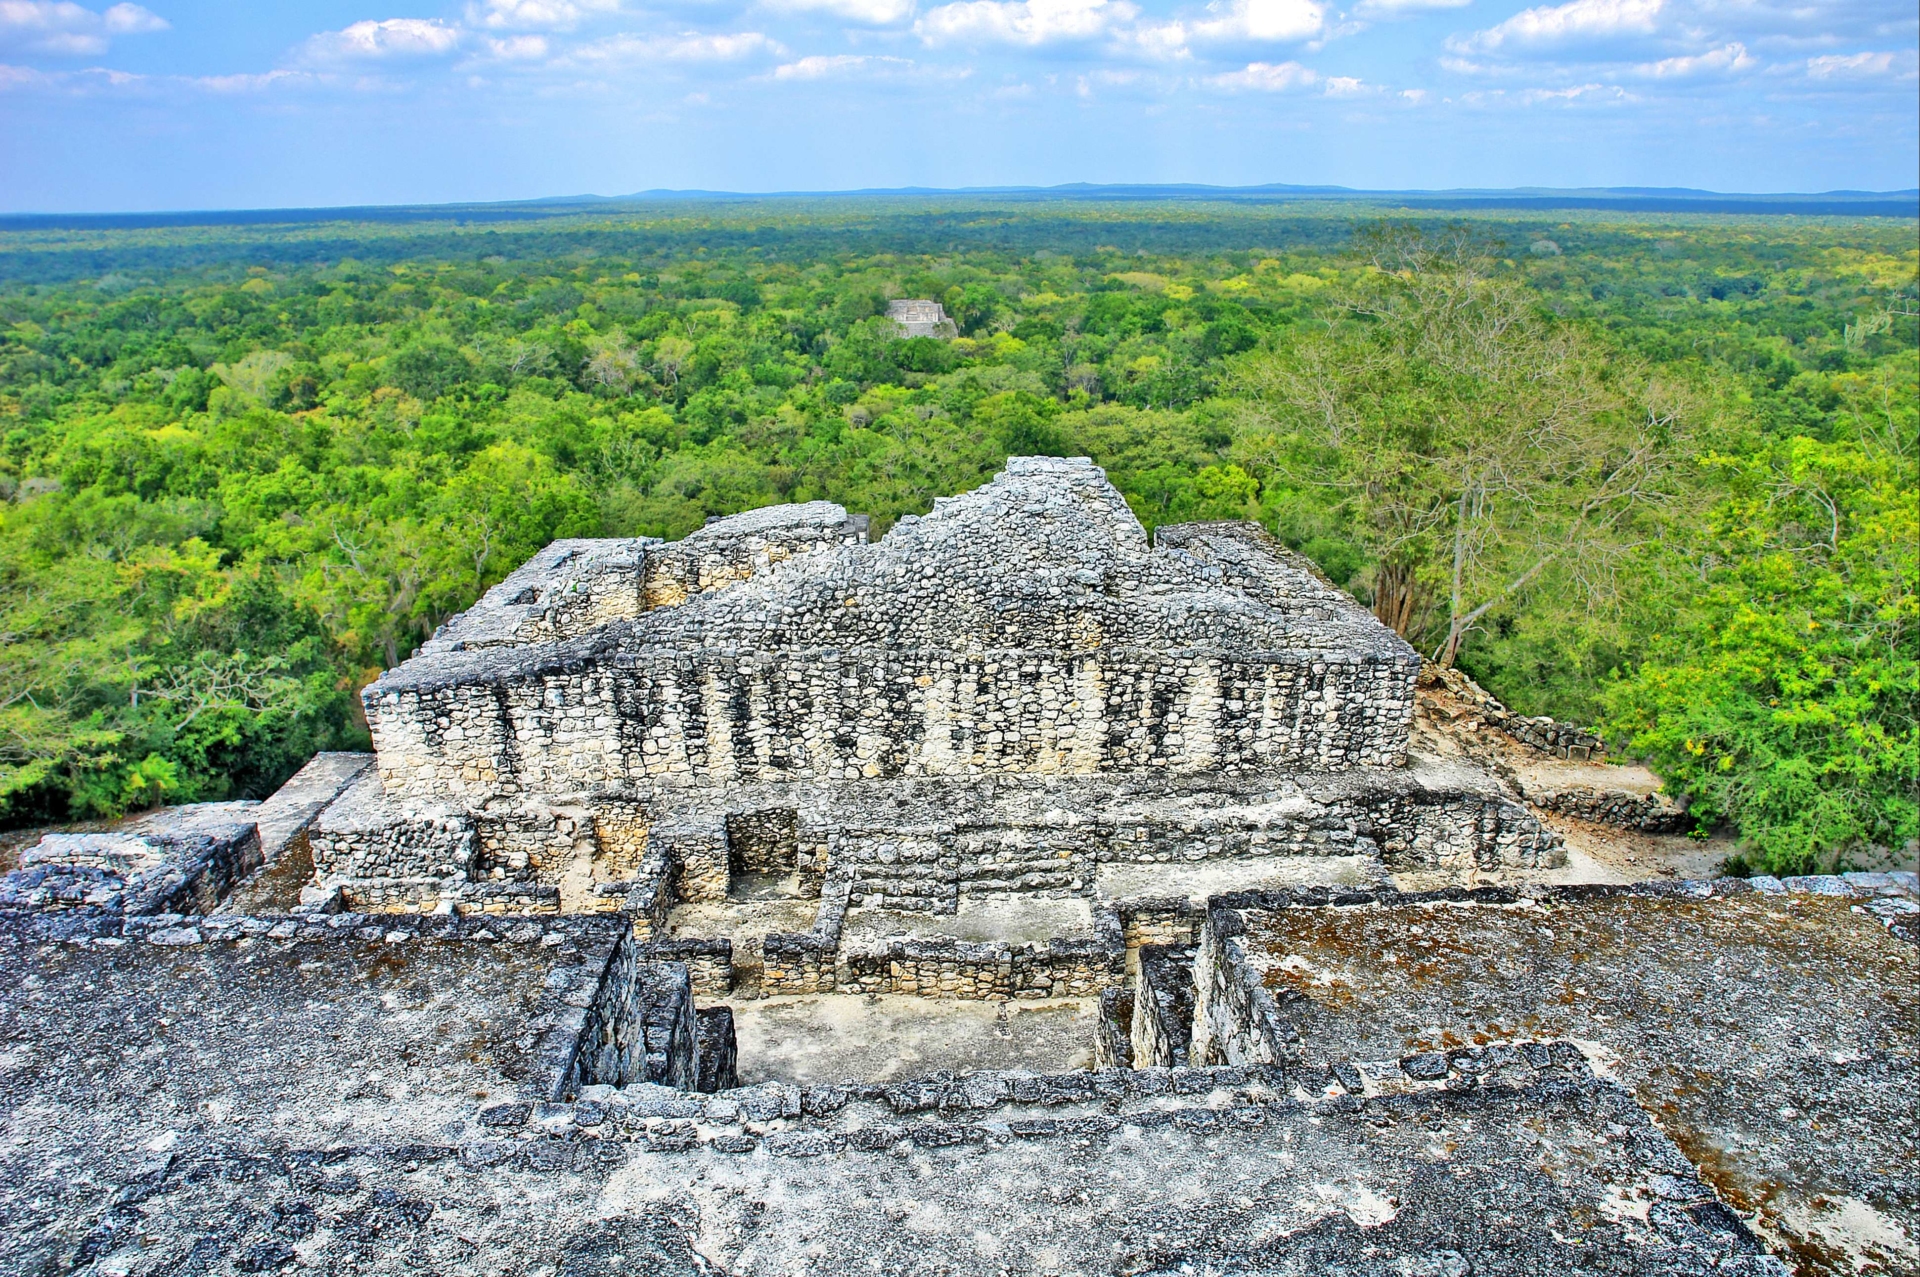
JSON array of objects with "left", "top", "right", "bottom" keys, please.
[{"left": 556, "top": 1211, "right": 713, "bottom": 1277}]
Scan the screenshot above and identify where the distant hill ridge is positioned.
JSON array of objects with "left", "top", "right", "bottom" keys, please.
[{"left": 3, "top": 183, "right": 1915, "bottom": 231}]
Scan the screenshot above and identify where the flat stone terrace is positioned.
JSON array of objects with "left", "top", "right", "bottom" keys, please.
[
  {"left": 1215, "top": 883, "right": 1920, "bottom": 1275},
  {"left": 0, "top": 916, "right": 623, "bottom": 1167},
  {"left": 0, "top": 958, "right": 1787, "bottom": 1277},
  {"left": 364, "top": 458, "right": 1420, "bottom": 805}
]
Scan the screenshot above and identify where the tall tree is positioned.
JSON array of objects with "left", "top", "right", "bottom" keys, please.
[{"left": 1233, "top": 224, "right": 1691, "bottom": 667}]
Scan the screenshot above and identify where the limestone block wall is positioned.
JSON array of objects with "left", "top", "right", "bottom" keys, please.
[
  {"left": 639, "top": 502, "right": 868, "bottom": 610},
  {"left": 636, "top": 961, "right": 700, "bottom": 1090},
  {"left": 1189, "top": 905, "right": 1296, "bottom": 1068},
  {"left": 1094, "top": 988, "right": 1135, "bottom": 1068},
  {"left": 651, "top": 823, "right": 728, "bottom": 904},
  {"left": 763, "top": 932, "right": 839, "bottom": 994},
  {"left": 417, "top": 539, "right": 655, "bottom": 657},
  {"left": 366, "top": 647, "right": 1417, "bottom": 807},
  {"left": 1361, "top": 789, "right": 1562, "bottom": 870},
  {"left": 364, "top": 460, "right": 1421, "bottom": 812},
  {"left": 333, "top": 877, "right": 559, "bottom": 915},
  {"left": 569, "top": 948, "right": 724, "bottom": 1094},
  {"left": 415, "top": 505, "right": 864, "bottom": 662},
  {"left": 638, "top": 937, "right": 734, "bottom": 996},
  {"left": 1131, "top": 945, "right": 1197, "bottom": 1068},
  {"left": 567, "top": 932, "right": 648, "bottom": 1091},
  {"left": 1118, "top": 899, "right": 1205, "bottom": 949},
  {"left": 695, "top": 1007, "right": 739, "bottom": 1093},
  {"left": 2, "top": 821, "right": 262, "bottom": 917},
  {"left": 760, "top": 877, "right": 850, "bottom": 995},
  {"left": 308, "top": 818, "right": 472, "bottom": 883},
  {"left": 590, "top": 801, "right": 651, "bottom": 879},
  {"left": 624, "top": 845, "right": 677, "bottom": 939},
  {"left": 726, "top": 808, "right": 799, "bottom": 875},
  {"left": 1527, "top": 785, "right": 1687, "bottom": 833},
  {"left": 838, "top": 832, "right": 955, "bottom": 912},
  {"left": 473, "top": 808, "right": 579, "bottom": 884},
  {"left": 834, "top": 936, "right": 1127, "bottom": 1000},
  {"left": 308, "top": 772, "right": 473, "bottom": 883}
]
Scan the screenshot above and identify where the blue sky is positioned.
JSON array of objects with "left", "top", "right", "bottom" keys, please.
[{"left": 2, "top": 0, "right": 1915, "bottom": 210}]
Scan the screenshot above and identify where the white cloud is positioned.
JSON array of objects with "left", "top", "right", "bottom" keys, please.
[
  {"left": 771, "top": 52, "right": 925, "bottom": 75},
  {"left": 484, "top": 34, "right": 551, "bottom": 59},
  {"left": 566, "top": 30, "right": 784, "bottom": 63},
  {"left": 1517, "top": 80, "right": 1631, "bottom": 101},
  {"left": 764, "top": 0, "right": 917, "bottom": 25},
  {"left": 1193, "top": 0, "right": 1324, "bottom": 44},
  {"left": 1632, "top": 41, "right": 1751, "bottom": 77},
  {"left": 916, "top": 0, "right": 1135, "bottom": 47},
  {"left": 1399, "top": 85, "right": 1428, "bottom": 101},
  {"left": 0, "top": 1, "right": 166, "bottom": 55},
  {"left": 302, "top": 18, "right": 464, "bottom": 62},
  {"left": 468, "top": 0, "right": 622, "bottom": 31},
  {"left": 100, "top": 2, "right": 160, "bottom": 31},
  {"left": 1322, "top": 72, "right": 1365, "bottom": 92},
  {"left": 1450, "top": 0, "right": 1662, "bottom": 54},
  {"left": 1206, "top": 58, "right": 1316, "bottom": 88},
  {"left": 1805, "top": 50, "right": 1895, "bottom": 78},
  {"left": 0, "top": 58, "right": 51, "bottom": 85},
  {"left": 1354, "top": 0, "right": 1468, "bottom": 13},
  {"left": 192, "top": 68, "right": 320, "bottom": 93},
  {"left": 1075, "top": 66, "right": 1158, "bottom": 93},
  {"left": 1124, "top": 19, "right": 1190, "bottom": 57}
]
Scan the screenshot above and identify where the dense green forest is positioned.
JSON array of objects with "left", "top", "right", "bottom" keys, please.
[{"left": 1, "top": 200, "right": 1913, "bottom": 874}]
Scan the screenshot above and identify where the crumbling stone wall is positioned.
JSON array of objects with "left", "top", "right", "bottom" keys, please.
[
  {"left": 1190, "top": 905, "right": 1296, "bottom": 1068},
  {"left": 639, "top": 937, "right": 734, "bottom": 996},
  {"left": 364, "top": 460, "right": 1419, "bottom": 818},
  {"left": 567, "top": 952, "right": 723, "bottom": 1093},
  {"left": 1094, "top": 988, "right": 1135, "bottom": 1068},
  {"left": 1360, "top": 788, "right": 1562, "bottom": 870},
  {"left": 695, "top": 1006, "right": 739, "bottom": 1092},
  {"left": 1527, "top": 785, "right": 1687, "bottom": 832},
  {"left": 312, "top": 458, "right": 1568, "bottom": 942},
  {"left": 1, "top": 820, "right": 262, "bottom": 917},
  {"left": 727, "top": 808, "right": 799, "bottom": 877},
  {"left": 837, "top": 937, "right": 1126, "bottom": 1000},
  {"left": 568, "top": 931, "right": 651, "bottom": 1091},
  {"left": 413, "top": 506, "right": 864, "bottom": 658},
  {"left": 624, "top": 845, "right": 677, "bottom": 939},
  {"left": 308, "top": 772, "right": 473, "bottom": 883},
  {"left": 590, "top": 801, "right": 651, "bottom": 879},
  {"left": 1132, "top": 944, "right": 1197, "bottom": 1068},
  {"left": 640, "top": 503, "right": 868, "bottom": 609},
  {"left": 1118, "top": 899, "right": 1204, "bottom": 948}
]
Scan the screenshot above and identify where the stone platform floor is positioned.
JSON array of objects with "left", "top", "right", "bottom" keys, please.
[
  {"left": 1096, "top": 852, "right": 1386, "bottom": 907},
  {"left": 1237, "top": 889, "right": 1920, "bottom": 1273},
  {"left": 730, "top": 993, "right": 1100, "bottom": 1085}
]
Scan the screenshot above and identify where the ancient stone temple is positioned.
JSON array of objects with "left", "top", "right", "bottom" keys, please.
[
  {"left": 310, "top": 457, "right": 1558, "bottom": 977},
  {"left": 885, "top": 298, "right": 958, "bottom": 338},
  {"left": 3, "top": 459, "right": 1914, "bottom": 1276}
]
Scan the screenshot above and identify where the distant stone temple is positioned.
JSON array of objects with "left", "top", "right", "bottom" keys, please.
[{"left": 885, "top": 298, "right": 958, "bottom": 338}]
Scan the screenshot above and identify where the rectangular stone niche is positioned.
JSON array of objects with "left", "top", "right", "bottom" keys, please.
[
  {"left": 725, "top": 992, "right": 1104, "bottom": 1086},
  {"left": 726, "top": 809, "right": 799, "bottom": 878}
]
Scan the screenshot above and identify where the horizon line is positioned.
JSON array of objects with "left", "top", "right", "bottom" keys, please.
[{"left": 3, "top": 181, "right": 1918, "bottom": 228}]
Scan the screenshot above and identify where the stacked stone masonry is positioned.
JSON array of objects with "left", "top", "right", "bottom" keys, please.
[{"left": 297, "top": 458, "right": 1571, "bottom": 1019}]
